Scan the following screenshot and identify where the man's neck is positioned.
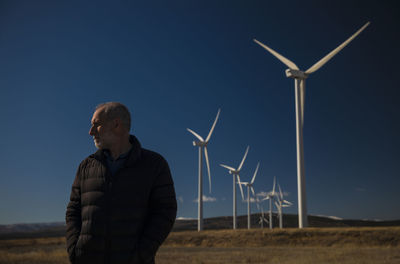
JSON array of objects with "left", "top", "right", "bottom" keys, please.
[{"left": 108, "top": 136, "right": 132, "bottom": 160}]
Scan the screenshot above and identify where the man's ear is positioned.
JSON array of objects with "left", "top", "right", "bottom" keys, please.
[{"left": 112, "top": 118, "right": 120, "bottom": 129}]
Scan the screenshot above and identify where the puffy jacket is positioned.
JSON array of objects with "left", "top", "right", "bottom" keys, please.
[{"left": 65, "top": 135, "right": 177, "bottom": 264}]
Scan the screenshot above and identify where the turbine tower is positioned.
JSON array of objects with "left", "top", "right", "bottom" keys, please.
[
  {"left": 187, "top": 109, "right": 221, "bottom": 231},
  {"left": 220, "top": 146, "right": 250, "bottom": 229},
  {"left": 254, "top": 22, "right": 370, "bottom": 228},
  {"left": 258, "top": 205, "right": 269, "bottom": 229},
  {"left": 274, "top": 183, "right": 293, "bottom": 228},
  {"left": 239, "top": 162, "right": 260, "bottom": 229}
]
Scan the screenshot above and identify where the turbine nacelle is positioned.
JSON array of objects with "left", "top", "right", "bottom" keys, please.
[
  {"left": 285, "top": 69, "right": 308, "bottom": 80},
  {"left": 239, "top": 181, "right": 251, "bottom": 187},
  {"left": 193, "top": 141, "right": 207, "bottom": 147}
]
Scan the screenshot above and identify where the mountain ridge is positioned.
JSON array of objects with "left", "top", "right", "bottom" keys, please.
[{"left": 1, "top": 214, "right": 399, "bottom": 239}]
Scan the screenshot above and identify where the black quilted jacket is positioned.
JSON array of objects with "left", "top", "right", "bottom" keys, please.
[{"left": 65, "top": 135, "right": 177, "bottom": 264}]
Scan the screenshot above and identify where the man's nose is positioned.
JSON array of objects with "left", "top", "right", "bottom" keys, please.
[{"left": 89, "top": 126, "right": 94, "bottom": 136}]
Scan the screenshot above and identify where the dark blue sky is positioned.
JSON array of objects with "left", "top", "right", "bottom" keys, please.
[{"left": 0, "top": 0, "right": 399, "bottom": 224}]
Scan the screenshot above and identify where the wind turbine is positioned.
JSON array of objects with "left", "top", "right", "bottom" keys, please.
[
  {"left": 187, "top": 108, "right": 221, "bottom": 231},
  {"left": 254, "top": 22, "right": 370, "bottom": 228},
  {"left": 239, "top": 162, "right": 260, "bottom": 229},
  {"left": 274, "top": 183, "right": 293, "bottom": 229},
  {"left": 262, "top": 176, "right": 277, "bottom": 229},
  {"left": 220, "top": 146, "right": 250, "bottom": 229}
]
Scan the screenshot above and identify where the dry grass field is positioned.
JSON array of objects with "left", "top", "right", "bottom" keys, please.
[
  {"left": 1, "top": 227, "right": 399, "bottom": 264},
  {"left": 0, "top": 237, "right": 68, "bottom": 264}
]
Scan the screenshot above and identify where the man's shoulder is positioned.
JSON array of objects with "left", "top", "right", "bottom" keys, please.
[
  {"left": 140, "top": 148, "right": 167, "bottom": 164},
  {"left": 77, "top": 151, "right": 102, "bottom": 169},
  {"left": 140, "top": 148, "right": 172, "bottom": 180}
]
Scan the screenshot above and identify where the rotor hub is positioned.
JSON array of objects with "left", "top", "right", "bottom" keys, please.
[{"left": 285, "top": 69, "right": 308, "bottom": 79}]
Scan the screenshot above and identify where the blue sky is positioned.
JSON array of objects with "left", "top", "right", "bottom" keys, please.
[{"left": 0, "top": 0, "right": 399, "bottom": 224}]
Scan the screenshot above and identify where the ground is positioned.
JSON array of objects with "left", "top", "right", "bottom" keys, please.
[{"left": 1, "top": 227, "right": 399, "bottom": 264}]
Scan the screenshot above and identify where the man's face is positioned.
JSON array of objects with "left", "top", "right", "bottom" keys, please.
[{"left": 89, "top": 109, "right": 116, "bottom": 149}]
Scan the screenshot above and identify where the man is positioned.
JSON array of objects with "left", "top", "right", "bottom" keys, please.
[{"left": 66, "top": 102, "right": 177, "bottom": 264}]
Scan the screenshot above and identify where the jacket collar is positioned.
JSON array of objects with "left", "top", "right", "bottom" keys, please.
[{"left": 92, "top": 135, "right": 142, "bottom": 167}]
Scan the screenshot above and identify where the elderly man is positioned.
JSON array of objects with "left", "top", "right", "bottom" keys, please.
[{"left": 66, "top": 102, "right": 177, "bottom": 264}]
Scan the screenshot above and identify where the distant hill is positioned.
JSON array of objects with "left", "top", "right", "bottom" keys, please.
[
  {"left": 0, "top": 222, "right": 66, "bottom": 239},
  {"left": 1, "top": 214, "right": 399, "bottom": 239},
  {"left": 172, "top": 213, "right": 400, "bottom": 231},
  {"left": 0, "top": 222, "right": 65, "bottom": 234}
]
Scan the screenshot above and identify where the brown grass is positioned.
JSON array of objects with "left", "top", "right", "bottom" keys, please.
[
  {"left": 164, "top": 226, "right": 400, "bottom": 247},
  {"left": 156, "top": 246, "right": 400, "bottom": 264},
  {"left": 0, "top": 237, "right": 68, "bottom": 264},
  {"left": 0, "top": 227, "right": 399, "bottom": 264}
]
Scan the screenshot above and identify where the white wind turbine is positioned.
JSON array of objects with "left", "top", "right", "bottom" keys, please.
[
  {"left": 274, "top": 183, "right": 293, "bottom": 229},
  {"left": 254, "top": 22, "right": 370, "bottom": 228},
  {"left": 239, "top": 162, "right": 260, "bottom": 229},
  {"left": 220, "top": 146, "right": 249, "bottom": 229},
  {"left": 262, "top": 176, "right": 277, "bottom": 229},
  {"left": 258, "top": 205, "right": 269, "bottom": 229},
  {"left": 187, "top": 109, "right": 221, "bottom": 231}
]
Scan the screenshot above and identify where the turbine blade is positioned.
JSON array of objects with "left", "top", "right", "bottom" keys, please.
[
  {"left": 251, "top": 162, "right": 260, "bottom": 184},
  {"left": 204, "top": 147, "right": 212, "bottom": 193},
  {"left": 236, "top": 175, "right": 242, "bottom": 185},
  {"left": 251, "top": 186, "right": 256, "bottom": 197},
  {"left": 220, "top": 164, "right": 235, "bottom": 171},
  {"left": 237, "top": 175, "right": 245, "bottom": 201},
  {"left": 238, "top": 146, "right": 250, "bottom": 171},
  {"left": 305, "top": 22, "right": 370, "bottom": 74},
  {"left": 278, "top": 184, "right": 283, "bottom": 200},
  {"left": 300, "top": 80, "right": 305, "bottom": 126},
  {"left": 272, "top": 176, "right": 276, "bottom": 195},
  {"left": 187, "top": 128, "right": 204, "bottom": 142},
  {"left": 284, "top": 200, "right": 293, "bottom": 205},
  {"left": 253, "top": 39, "right": 299, "bottom": 70},
  {"left": 205, "top": 109, "right": 221, "bottom": 142}
]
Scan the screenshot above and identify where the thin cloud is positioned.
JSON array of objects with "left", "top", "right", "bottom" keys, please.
[
  {"left": 176, "top": 217, "right": 196, "bottom": 220},
  {"left": 355, "top": 187, "right": 366, "bottom": 192},
  {"left": 257, "top": 191, "right": 269, "bottom": 197},
  {"left": 250, "top": 197, "right": 258, "bottom": 203},
  {"left": 177, "top": 196, "right": 184, "bottom": 204},
  {"left": 241, "top": 197, "right": 262, "bottom": 203},
  {"left": 256, "top": 191, "right": 290, "bottom": 197},
  {"left": 193, "top": 195, "right": 217, "bottom": 203}
]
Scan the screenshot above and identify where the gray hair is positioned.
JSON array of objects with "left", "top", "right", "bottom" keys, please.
[{"left": 96, "top": 102, "right": 131, "bottom": 131}]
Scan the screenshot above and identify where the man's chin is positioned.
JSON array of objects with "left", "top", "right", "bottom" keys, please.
[{"left": 94, "top": 141, "right": 104, "bottom": 149}]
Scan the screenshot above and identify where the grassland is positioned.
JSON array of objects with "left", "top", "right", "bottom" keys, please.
[{"left": 1, "top": 227, "right": 399, "bottom": 264}]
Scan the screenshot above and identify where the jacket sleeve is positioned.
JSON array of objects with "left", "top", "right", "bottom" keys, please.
[
  {"left": 65, "top": 163, "right": 82, "bottom": 263},
  {"left": 138, "top": 157, "right": 177, "bottom": 263}
]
